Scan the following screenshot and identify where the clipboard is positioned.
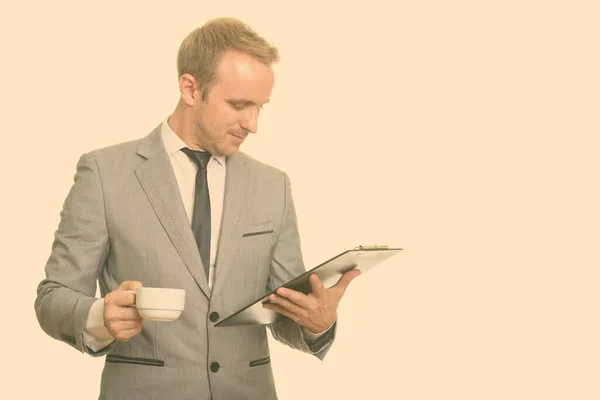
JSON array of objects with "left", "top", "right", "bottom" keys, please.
[{"left": 215, "top": 245, "right": 403, "bottom": 327}]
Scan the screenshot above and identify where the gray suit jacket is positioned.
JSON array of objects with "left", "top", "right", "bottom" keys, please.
[{"left": 35, "top": 124, "right": 336, "bottom": 400}]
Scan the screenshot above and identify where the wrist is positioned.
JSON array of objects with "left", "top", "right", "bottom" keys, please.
[
  {"left": 85, "top": 299, "right": 114, "bottom": 340},
  {"left": 303, "top": 318, "right": 336, "bottom": 338}
]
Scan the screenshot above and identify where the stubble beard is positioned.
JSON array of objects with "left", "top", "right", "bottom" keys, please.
[{"left": 192, "top": 117, "right": 221, "bottom": 156}]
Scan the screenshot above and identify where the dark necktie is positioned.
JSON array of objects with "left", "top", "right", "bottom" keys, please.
[{"left": 180, "top": 147, "right": 212, "bottom": 278}]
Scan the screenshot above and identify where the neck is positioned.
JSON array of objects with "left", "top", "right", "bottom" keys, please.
[{"left": 168, "top": 101, "right": 205, "bottom": 151}]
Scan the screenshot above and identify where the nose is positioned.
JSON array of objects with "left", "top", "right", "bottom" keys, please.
[{"left": 240, "top": 107, "right": 259, "bottom": 134}]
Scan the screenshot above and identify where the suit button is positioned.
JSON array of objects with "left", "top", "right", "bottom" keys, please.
[
  {"left": 210, "top": 362, "right": 220, "bottom": 372},
  {"left": 209, "top": 312, "right": 219, "bottom": 322}
]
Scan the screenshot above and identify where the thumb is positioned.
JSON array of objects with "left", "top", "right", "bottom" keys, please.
[
  {"left": 119, "top": 280, "right": 143, "bottom": 292},
  {"left": 334, "top": 269, "right": 361, "bottom": 292}
]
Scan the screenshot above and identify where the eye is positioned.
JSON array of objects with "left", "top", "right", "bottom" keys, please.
[{"left": 228, "top": 101, "right": 265, "bottom": 111}]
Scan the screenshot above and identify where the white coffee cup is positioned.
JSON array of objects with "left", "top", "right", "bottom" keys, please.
[{"left": 128, "top": 287, "right": 186, "bottom": 321}]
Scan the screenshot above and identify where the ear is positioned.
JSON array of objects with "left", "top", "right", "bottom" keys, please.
[{"left": 179, "top": 73, "right": 202, "bottom": 106}]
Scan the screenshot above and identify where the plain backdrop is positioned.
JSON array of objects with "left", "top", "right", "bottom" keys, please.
[{"left": 2, "top": 1, "right": 599, "bottom": 399}]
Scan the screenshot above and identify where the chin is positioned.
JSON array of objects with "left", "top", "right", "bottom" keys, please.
[{"left": 214, "top": 144, "right": 241, "bottom": 157}]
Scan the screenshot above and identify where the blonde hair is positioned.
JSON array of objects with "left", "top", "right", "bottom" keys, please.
[{"left": 177, "top": 17, "right": 280, "bottom": 100}]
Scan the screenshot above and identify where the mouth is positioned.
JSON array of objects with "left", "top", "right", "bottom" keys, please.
[{"left": 229, "top": 132, "right": 246, "bottom": 141}]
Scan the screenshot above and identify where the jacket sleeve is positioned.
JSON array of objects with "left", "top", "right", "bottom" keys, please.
[
  {"left": 266, "top": 172, "right": 336, "bottom": 360},
  {"left": 34, "top": 152, "right": 112, "bottom": 356}
]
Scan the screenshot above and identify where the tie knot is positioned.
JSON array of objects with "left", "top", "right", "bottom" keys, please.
[{"left": 181, "top": 147, "right": 212, "bottom": 170}]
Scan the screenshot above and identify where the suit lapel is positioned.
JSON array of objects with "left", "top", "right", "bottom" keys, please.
[
  {"left": 133, "top": 125, "right": 211, "bottom": 299},
  {"left": 211, "top": 152, "right": 255, "bottom": 299}
]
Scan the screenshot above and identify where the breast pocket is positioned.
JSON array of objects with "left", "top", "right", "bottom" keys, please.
[
  {"left": 241, "top": 220, "right": 274, "bottom": 238},
  {"left": 238, "top": 220, "right": 276, "bottom": 299}
]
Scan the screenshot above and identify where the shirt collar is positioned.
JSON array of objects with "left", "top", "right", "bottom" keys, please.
[{"left": 160, "top": 115, "right": 226, "bottom": 166}]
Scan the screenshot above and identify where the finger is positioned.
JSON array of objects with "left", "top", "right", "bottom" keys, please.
[
  {"left": 267, "top": 294, "right": 307, "bottom": 317},
  {"left": 105, "top": 305, "right": 143, "bottom": 323},
  {"left": 309, "top": 274, "right": 327, "bottom": 299},
  {"left": 106, "top": 319, "right": 143, "bottom": 332},
  {"left": 119, "top": 280, "right": 143, "bottom": 291},
  {"left": 105, "top": 317, "right": 143, "bottom": 340},
  {"left": 332, "top": 269, "right": 361, "bottom": 293},
  {"left": 109, "top": 281, "right": 142, "bottom": 307},
  {"left": 106, "top": 290, "right": 137, "bottom": 307},
  {"left": 275, "top": 287, "right": 310, "bottom": 308},
  {"left": 117, "top": 305, "right": 144, "bottom": 320},
  {"left": 112, "top": 326, "right": 143, "bottom": 342},
  {"left": 262, "top": 302, "right": 300, "bottom": 323}
]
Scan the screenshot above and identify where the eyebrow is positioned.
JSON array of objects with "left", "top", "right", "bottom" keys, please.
[{"left": 227, "top": 98, "right": 270, "bottom": 106}]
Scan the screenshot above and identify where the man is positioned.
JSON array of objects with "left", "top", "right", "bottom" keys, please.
[{"left": 34, "top": 17, "right": 359, "bottom": 400}]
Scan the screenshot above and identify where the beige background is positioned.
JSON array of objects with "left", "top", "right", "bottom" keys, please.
[{"left": 2, "top": 0, "right": 599, "bottom": 399}]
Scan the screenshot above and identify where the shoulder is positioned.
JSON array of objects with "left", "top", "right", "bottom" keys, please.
[
  {"left": 234, "top": 152, "right": 295, "bottom": 194},
  {"left": 87, "top": 138, "right": 143, "bottom": 159},
  {"left": 81, "top": 124, "right": 162, "bottom": 164},
  {"left": 236, "top": 151, "right": 288, "bottom": 179}
]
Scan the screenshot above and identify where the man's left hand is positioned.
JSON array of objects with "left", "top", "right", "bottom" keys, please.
[{"left": 262, "top": 269, "right": 361, "bottom": 334}]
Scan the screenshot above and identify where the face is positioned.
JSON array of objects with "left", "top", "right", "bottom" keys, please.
[{"left": 189, "top": 50, "right": 275, "bottom": 157}]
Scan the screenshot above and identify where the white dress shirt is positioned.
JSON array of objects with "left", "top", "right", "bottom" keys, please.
[{"left": 83, "top": 116, "right": 330, "bottom": 352}]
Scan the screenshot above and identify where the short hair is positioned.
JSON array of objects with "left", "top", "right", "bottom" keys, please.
[{"left": 177, "top": 17, "right": 280, "bottom": 100}]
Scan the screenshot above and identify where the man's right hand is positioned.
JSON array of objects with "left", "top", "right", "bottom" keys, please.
[{"left": 103, "top": 280, "right": 143, "bottom": 342}]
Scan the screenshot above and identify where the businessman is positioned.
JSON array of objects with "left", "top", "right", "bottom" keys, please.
[{"left": 34, "top": 17, "right": 359, "bottom": 400}]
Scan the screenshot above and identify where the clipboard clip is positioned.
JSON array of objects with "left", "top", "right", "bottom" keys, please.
[{"left": 354, "top": 245, "right": 389, "bottom": 250}]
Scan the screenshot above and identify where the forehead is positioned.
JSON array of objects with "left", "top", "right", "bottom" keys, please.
[{"left": 211, "top": 50, "right": 274, "bottom": 103}]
